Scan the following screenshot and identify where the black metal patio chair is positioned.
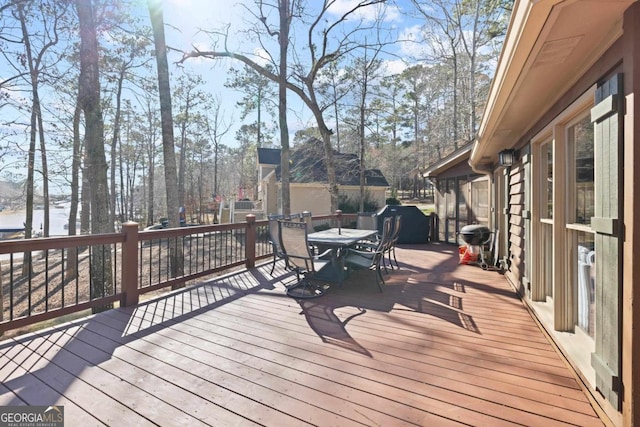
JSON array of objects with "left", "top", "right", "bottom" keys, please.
[
  {"left": 267, "top": 214, "right": 285, "bottom": 274},
  {"left": 355, "top": 211, "right": 380, "bottom": 247},
  {"left": 279, "top": 220, "right": 333, "bottom": 299},
  {"left": 385, "top": 214, "right": 402, "bottom": 270},
  {"left": 343, "top": 216, "right": 393, "bottom": 292},
  {"left": 356, "top": 211, "right": 378, "bottom": 231}
]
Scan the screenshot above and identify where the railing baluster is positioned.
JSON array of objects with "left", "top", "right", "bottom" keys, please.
[
  {"left": 0, "top": 215, "right": 341, "bottom": 333},
  {"left": 9, "top": 253, "right": 14, "bottom": 321},
  {"left": 87, "top": 245, "right": 92, "bottom": 302},
  {"left": 28, "top": 251, "right": 33, "bottom": 315},
  {"left": 74, "top": 248, "right": 79, "bottom": 305}
]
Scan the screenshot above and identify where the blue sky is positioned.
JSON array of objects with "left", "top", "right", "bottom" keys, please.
[
  {"left": 158, "top": 0, "right": 425, "bottom": 141},
  {"left": 0, "top": 0, "right": 429, "bottom": 191}
]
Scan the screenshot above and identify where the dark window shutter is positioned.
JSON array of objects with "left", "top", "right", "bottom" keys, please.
[{"left": 590, "top": 73, "right": 623, "bottom": 410}]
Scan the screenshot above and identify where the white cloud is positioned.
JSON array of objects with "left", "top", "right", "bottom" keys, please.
[
  {"left": 327, "top": 0, "right": 402, "bottom": 23},
  {"left": 381, "top": 59, "right": 408, "bottom": 76},
  {"left": 397, "top": 24, "right": 426, "bottom": 59},
  {"left": 252, "top": 48, "right": 273, "bottom": 67}
]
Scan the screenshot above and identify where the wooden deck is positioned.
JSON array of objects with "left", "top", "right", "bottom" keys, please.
[{"left": 0, "top": 243, "right": 603, "bottom": 426}]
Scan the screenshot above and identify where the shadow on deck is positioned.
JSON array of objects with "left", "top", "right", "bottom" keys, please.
[{"left": 0, "top": 243, "right": 603, "bottom": 426}]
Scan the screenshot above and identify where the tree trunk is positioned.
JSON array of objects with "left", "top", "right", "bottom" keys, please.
[
  {"left": 148, "top": 0, "right": 184, "bottom": 283},
  {"left": 111, "top": 71, "right": 125, "bottom": 227},
  {"left": 178, "top": 101, "right": 188, "bottom": 208},
  {"left": 146, "top": 104, "right": 156, "bottom": 225},
  {"left": 17, "top": 4, "right": 36, "bottom": 275},
  {"left": 36, "top": 101, "right": 49, "bottom": 237},
  {"left": 66, "top": 99, "right": 82, "bottom": 280},
  {"left": 76, "top": 0, "right": 114, "bottom": 310},
  {"left": 81, "top": 148, "right": 91, "bottom": 234},
  {"left": 278, "top": 0, "right": 291, "bottom": 216},
  {"left": 359, "top": 101, "right": 366, "bottom": 212}
]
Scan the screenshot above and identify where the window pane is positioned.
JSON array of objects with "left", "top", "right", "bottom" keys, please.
[
  {"left": 575, "top": 230, "right": 595, "bottom": 338},
  {"left": 542, "top": 222, "right": 553, "bottom": 298},
  {"left": 436, "top": 181, "right": 446, "bottom": 241},
  {"left": 446, "top": 178, "right": 455, "bottom": 218},
  {"left": 458, "top": 178, "right": 468, "bottom": 222},
  {"left": 569, "top": 116, "right": 594, "bottom": 224},
  {"left": 471, "top": 180, "right": 489, "bottom": 222},
  {"left": 544, "top": 143, "right": 553, "bottom": 219}
]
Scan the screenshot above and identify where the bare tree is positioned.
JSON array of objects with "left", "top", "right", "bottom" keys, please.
[
  {"left": 179, "top": 0, "right": 390, "bottom": 214},
  {"left": 173, "top": 73, "right": 206, "bottom": 209},
  {"left": 76, "top": 0, "right": 113, "bottom": 307},
  {"left": 103, "top": 32, "right": 152, "bottom": 227},
  {"left": 411, "top": 0, "right": 508, "bottom": 142},
  {"left": 203, "top": 96, "right": 233, "bottom": 207},
  {"left": 14, "top": 0, "right": 67, "bottom": 242},
  {"left": 343, "top": 42, "right": 384, "bottom": 211},
  {"left": 147, "top": 0, "right": 183, "bottom": 282},
  {"left": 225, "top": 64, "right": 277, "bottom": 148},
  {"left": 136, "top": 88, "right": 160, "bottom": 225},
  {"left": 316, "top": 62, "right": 350, "bottom": 152}
]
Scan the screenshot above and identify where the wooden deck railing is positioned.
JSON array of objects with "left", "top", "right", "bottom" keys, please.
[{"left": 0, "top": 212, "right": 350, "bottom": 335}]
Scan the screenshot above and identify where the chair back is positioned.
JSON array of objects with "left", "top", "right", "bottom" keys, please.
[
  {"left": 356, "top": 212, "right": 377, "bottom": 231},
  {"left": 378, "top": 216, "right": 394, "bottom": 253},
  {"left": 279, "top": 220, "right": 314, "bottom": 272},
  {"left": 301, "top": 211, "right": 314, "bottom": 234},
  {"left": 390, "top": 215, "right": 402, "bottom": 243},
  {"left": 267, "top": 214, "right": 284, "bottom": 252}
]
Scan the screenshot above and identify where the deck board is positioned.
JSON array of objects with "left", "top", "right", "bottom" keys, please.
[{"left": 0, "top": 243, "right": 604, "bottom": 426}]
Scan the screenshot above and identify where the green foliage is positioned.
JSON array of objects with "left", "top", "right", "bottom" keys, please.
[
  {"left": 337, "top": 193, "right": 379, "bottom": 213},
  {"left": 385, "top": 197, "right": 401, "bottom": 206},
  {"left": 313, "top": 222, "right": 330, "bottom": 232}
]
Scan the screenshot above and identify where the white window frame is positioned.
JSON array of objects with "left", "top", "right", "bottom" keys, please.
[{"left": 529, "top": 87, "right": 598, "bottom": 387}]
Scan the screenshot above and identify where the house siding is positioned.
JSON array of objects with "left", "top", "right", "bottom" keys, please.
[
  {"left": 497, "top": 16, "right": 633, "bottom": 426},
  {"left": 284, "top": 185, "right": 388, "bottom": 216},
  {"left": 472, "top": 2, "right": 640, "bottom": 425},
  {"left": 507, "top": 164, "right": 526, "bottom": 295},
  {"left": 290, "top": 185, "right": 331, "bottom": 215}
]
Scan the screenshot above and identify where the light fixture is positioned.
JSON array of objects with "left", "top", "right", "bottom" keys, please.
[{"left": 498, "top": 149, "right": 517, "bottom": 167}]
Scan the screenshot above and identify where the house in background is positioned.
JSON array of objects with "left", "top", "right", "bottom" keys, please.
[
  {"left": 256, "top": 147, "right": 281, "bottom": 215},
  {"left": 257, "top": 138, "right": 389, "bottom": 215},
  {"left": 470, "top": 1, "right": 640, "bottom": 425},
  {"left": 422, "top": 142, "right": 492, "bottom": 247}
]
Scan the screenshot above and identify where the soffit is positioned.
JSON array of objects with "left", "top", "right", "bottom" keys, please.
[{"left": 471, "top": 0, "right": 634, "bottom": 168}]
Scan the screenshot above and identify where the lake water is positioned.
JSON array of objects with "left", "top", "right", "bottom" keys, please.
[{"left": 0, "top": 205, "right": 73, "bottom": 237}]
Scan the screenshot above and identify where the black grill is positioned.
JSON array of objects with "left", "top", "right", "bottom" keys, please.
[{"left": 459, "top": 225, "right": 491, "bottom": 246}]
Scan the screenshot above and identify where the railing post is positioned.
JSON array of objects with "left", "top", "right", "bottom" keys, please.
[
  {"left": 121, "top": 222, "right": 139, "bottom": 307},
  {"left": 245, "top": 214, "right": 256, "bottom": 269}
]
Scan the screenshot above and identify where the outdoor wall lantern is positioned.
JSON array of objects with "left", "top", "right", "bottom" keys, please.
[{"left": 498, "top": 149, "right": 517, "bottom": 167}]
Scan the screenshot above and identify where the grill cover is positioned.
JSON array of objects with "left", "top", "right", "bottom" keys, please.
[{"left": 376, "top": 205, "right": 430, "bottom": 244}]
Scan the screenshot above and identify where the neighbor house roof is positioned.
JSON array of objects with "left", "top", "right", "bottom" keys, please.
[
  {"left": 274, "top": 138, "right": 389, "bottom": 187},
  {"left": 471, "top": 0, "right": 635, "bottom": 170},
  {"left": 257, "top": 147, "right": 281, "bottom": 166}
]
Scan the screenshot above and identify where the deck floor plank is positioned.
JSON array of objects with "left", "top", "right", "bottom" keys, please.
[
  {"left": 91, "top": 311, "right": 375, "bottom": 427},
  {"left": 41, "top": 324, "right": 261, "bottom": 427},
  {"left": 208, "top": 297, "right": 579, "bottom": 387},
  {"left": 0, "top": 244, "right": 604, "bottom": 427},
  {"left": 1, "top": 334, "right": 151, "bottom": 426},
  {"left": 97, "top": 307, "right": 462, "bottom": 427},
  {"left": 158, "top": 292, "right": 599, "bottom": 426},
  {"left": 185, "top": 298, "right": 597, "bottom": 415}
]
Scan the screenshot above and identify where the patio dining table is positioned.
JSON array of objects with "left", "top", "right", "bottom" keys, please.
[{"left": 307, "top": 228, "right": 378, "bottom": 286}]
